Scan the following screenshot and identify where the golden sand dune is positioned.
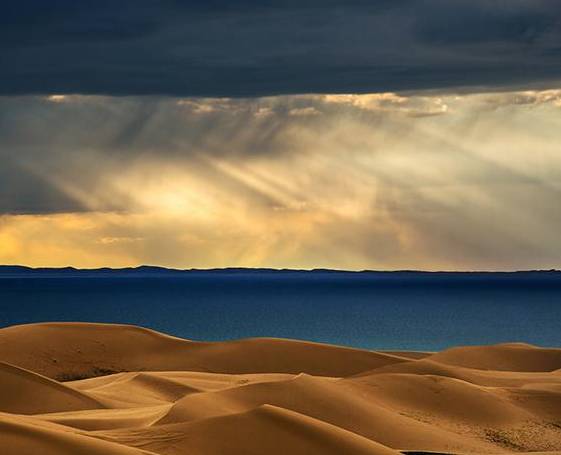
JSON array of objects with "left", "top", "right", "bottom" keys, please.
[
  {"left": 0, "top": 413, "right": 154, "bottom": 455},
  {"left": 95, "top": 405, "right": 400, "bottom": 455},
  {"left": 0, "top": 322, "right": 560, "bottom": 454},
  {"left": 354, "top": 357, "right": 561, "bottom": 388},
  {"left": 0, "top": 362, "right": 103, "bottom": 415},
  {"left": 427, "top": 343, "right": 561, "bottom": 372},
  {"left": 0, "top": 322, "right": 409, "bottom": 379}
]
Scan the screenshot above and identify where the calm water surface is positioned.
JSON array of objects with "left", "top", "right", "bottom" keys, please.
[{"left": 1, "top": 271, "right": 560, "bottom": 351}]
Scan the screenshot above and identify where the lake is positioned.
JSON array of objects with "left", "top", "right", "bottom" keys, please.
[{"left": 1, "top": 270, "right": 560, "bottom": 351}]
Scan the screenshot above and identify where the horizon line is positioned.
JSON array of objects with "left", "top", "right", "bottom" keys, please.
[{"left": 1, "top": 264, "right": 560, "bottom": 274}]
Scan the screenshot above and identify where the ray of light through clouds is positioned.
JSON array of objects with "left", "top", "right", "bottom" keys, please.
[
  {"left": 2, "top": 0, "right": 561, "bottom": 270},
  {"left": 1, "top": 89, "right": 561, "bottom": 270}
]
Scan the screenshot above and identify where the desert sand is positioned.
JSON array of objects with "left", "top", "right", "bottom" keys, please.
[{"left": 1, "top": 323, "right": 561, "bottom": 454}]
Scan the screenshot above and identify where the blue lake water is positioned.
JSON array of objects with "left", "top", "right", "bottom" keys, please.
[{"left": 1, "top": 271, "right": 560, "bottom": 351}]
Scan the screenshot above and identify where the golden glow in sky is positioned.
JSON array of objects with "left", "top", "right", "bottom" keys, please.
[{"left": 1, "top": 90, "right": 561, "bottom": 270}]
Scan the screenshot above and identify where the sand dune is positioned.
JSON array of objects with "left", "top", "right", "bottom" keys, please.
[
  {"left": 0, "top": 322, "right": 560, "bottom": 454},
  {"left": 0, "top": 322, "right": 409, "bottom": 378},
  {"left": 427, "top": 343, "right": 561, "bottom": 372},
  {"left": 96, "top": 405, "right": 401, "bottom": 455},
  {"left": 344, "top": 373, "right": 535, "bottom": 426},
  {"left": 0, "top": 413, "right": 154, "bottom": 455},
  {"left": 353, "top": 357, "right": 561, "bottom": 387},
  {"left": 0, "top": 362, "right": 103, "bottom": 415},
  {"left": 155, "top": 372, "right": 499, "bottom": 452}
]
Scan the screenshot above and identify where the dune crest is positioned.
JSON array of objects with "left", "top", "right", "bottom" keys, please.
[
  {"left": 0, "top": 322, "right": 409, "bottom": 379},
  {"left": 1, "top": 322, "right": 561, "bottom": 454},
  {"left": 0, "top": 362, "right": 103, "bottom": 415}
]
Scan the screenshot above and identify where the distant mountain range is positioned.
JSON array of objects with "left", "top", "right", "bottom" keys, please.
[{"left": 0, "top": 265, "right": 559, "bottom": 277}]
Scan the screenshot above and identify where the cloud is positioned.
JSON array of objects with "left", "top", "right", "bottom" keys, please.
[
  {"left": 288, "top": 107, "right": 321, "bottom": 117},
  {"left": 481, "top": 89, "right": 561, "bottom": 108},
  {"left": 2, "top": 1, "right": 561, "bottom": 97},
  {"left": 321, "top": 93, "right": 449, "bottom": 117},
  {"left": 2, "top": 91, "right": 561, "bottom": 269},
  {"left": 1, "top": 90, "right": 561, "bottom": 215}
]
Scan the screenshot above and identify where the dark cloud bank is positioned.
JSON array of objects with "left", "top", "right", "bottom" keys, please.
[{"left": 2, "top": 0, "right": 561, "bottom": 97}]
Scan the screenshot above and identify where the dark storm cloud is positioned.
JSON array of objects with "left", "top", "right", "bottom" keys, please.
[{"left": 2, "top": 0, "right": 560, "bottom": 97}]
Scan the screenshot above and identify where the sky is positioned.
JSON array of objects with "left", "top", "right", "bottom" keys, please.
[{"left": 1, "top": 1, "right": 561, "bottom": 270}]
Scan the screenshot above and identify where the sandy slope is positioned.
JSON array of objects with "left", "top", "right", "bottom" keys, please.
[
  {"left": 0, "top": 362, "right": 103, "bottom": 414},
  {"left": 0, "top": 322, "right": 410, "bottom": 378},
  {"left": 0, "top": 322, "right": 560, "bottom": 454},
  {"left": 0, "top": 413, "right": 154, "bottom": 455}
]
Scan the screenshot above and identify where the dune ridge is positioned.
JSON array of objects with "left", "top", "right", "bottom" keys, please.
[
  {"left": 0, "top": 322, "right": 410, "bottom": 379},
  {"left": 0, "top": 362, "right": 104, "bottom": 415},
  {"left": 0, "top": 322, "right": 560, "bottom": 454}
]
